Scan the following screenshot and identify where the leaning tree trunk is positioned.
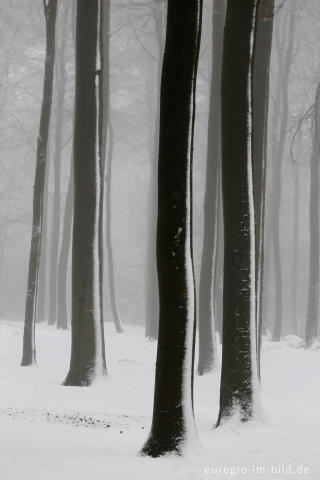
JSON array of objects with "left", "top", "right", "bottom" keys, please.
[
  {"left": 305, "top": 84, "right": 320, "bottom": 347},
  {"left": 252, "top": 0, "right": 274, "bottom": 378},
  {"left": 21, "top": 0, "right": 58, "bottom": 366},
  {"left": 48, "top": 2, "right": 70, "bottom": 326},
  {"left": 197, "top": 0, "right": 225, "bottom": 376},
  {"left": 63, "top": 0, "right": 106, "bottom": 386},
  {"left": 144, "top": 0, "right": 165, "bottom": 340},
  {"left": 141, "top": 0, "right": 203, "bottom": 457},
  {"left": 217, "top": 0, "right": 260, "bottom": 425}
]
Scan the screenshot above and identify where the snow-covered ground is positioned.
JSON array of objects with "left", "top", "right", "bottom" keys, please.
[{"left": 0, "top": 320, "right": 319, "bottom": 480}]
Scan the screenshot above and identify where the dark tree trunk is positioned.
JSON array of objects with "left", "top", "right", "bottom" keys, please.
[
  {"left": 197, "top": 0, "right": 225, "bottom": 376},
  {"left": 305, "top": 84, "right": 320, "bottom": 346},
  {"left": 252, "top": 0, "right": 274, "bottom": 378},
  {"left": 21, "top": 0, "right": 58, "bottom": 366},
  {"left": 217, "top": 0, "right": 260, "bottom": 425},
  {"left": 48, "top": 2, "right": 70, "bottom": 327},
  {"left": 57, "top": 159, "right": 73, "bottom": 330},
  {"left": 141, "top": 0, "right": 203, "bottom": 457},
  {"left": 63, "top": 0, "right": 106, "bottom": 386},
  {"left": 144, "top": 0, "right": 165, "bottom": 340}
]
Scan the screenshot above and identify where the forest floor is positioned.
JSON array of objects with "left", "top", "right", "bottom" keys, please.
[{"left": 0, "top": 320, "right": 319, "bottom": 480}]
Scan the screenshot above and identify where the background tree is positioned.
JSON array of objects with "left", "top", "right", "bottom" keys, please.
[
  {"left": 197, "top": 0, "right": 225, "bottom": 375},
  {"left": 141, "top": 0, "right": 203, "bottom": 457},
  {"left": 63, "top": 0, "right": 106, "bottom": 386},
  {"left": 21, "top": 0, "right": 58, "bottom": 366},
  {"left": 217, "top": 0, "right": 260, "bottom": 425}
]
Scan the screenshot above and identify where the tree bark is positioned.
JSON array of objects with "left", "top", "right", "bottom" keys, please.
[
  {"left": 217, "top": 0, "right": 260, "bottom": 425},
  {"left": 21, "top": 0, "right": 58, "bottom": 366},
  {"left": 63, "top": 0, "right": 106, "bottom": 386},
  {"left": 291, "top": 163, "right": 300, "bottom": 335},
  {"left": 141, "top": 0, "right": 203, "bottom": 457},
  {"left": 197, "top": 0, "right": 225, "bottom": 376}
]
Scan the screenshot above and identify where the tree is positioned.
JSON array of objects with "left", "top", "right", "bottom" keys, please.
[
  {"left": 217, "top": 0, "right": 260, "bottom": 425},
  {"left": 305, "top": 83, "right": 320, "bottom": 346},
  {"left": 141, "top": 0, "right": 203, "bottom": 457},
  {"left": 63, "top": 0, "right": 106, "bottom": 386},
  {"left": 252, "top": 0, "right": 274, "bottom": 376},
  {"left": 48, "top": 1, "right": 71, "bottom": 326},
  {"left": 102, "top": 1, "right": 123, "bottom": 334},
  {"left": 21, "top": 0, "right": 58, "bottom": 366},
  {"left": 197, "top": 0, "right": 225, "bottom": 376},
  {"left": 144, "top": 0, "right": 165, "bottom": 341}
]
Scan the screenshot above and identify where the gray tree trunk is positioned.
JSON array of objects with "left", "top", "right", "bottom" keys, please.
[{"left": 21, "top": 0, "right": 58, "bottom": 366}]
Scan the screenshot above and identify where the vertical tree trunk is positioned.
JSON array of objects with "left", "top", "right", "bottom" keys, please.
[
  {"left": 57, "top": 159, "right": 73, "bottom": 330},
  {"left": 102, "top": 1, "right": 123, "bottom": 333},
  {"left": 305, "top": 84, "right": 320, "bottom": 346},
  {"left": 21, "top": 0, "right": 58, "bottom": 366},
  {"left": 291, "top": 163, "right": 300, "bottom": 335},
  {"left": 63, "top": 0, "right": 106, "bottom": 386},
  {"left": 252, "top": 0, "right": 274, "bottom": 377},
  {"left": 271, "top": 9, "right": 295, "bottom": 341},
  {"left": 197, "top": 0, "right": 225, "bottom": 376},
  {"left": 48, "top": 2, "right": 70, "bottom": 326},
  {"left": 144, "top": 0, "right": 165, "bottom": 340},
  {"left": 217, "top": 0, "right": 260, "bottom": 425},
  {"left": 141, "top": 0, "right": 203, "bottom": 457}
]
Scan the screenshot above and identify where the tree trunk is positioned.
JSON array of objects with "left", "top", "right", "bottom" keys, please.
[
  {"left": 57, "top": 159, "right": 73, "bottom": 330},
  {"left": 305, "top": 84, "right": 320, "bottom": 346},
  {"left": 48, "top": 2, "right": 70, "bottom": 326},
  {"left": 21, "top": 0, "right": 58, "bottom": 366},
  {"left": 197, "top": 0, "right": 225, "bottom": 376},
  {"left": 217, "top": 0, "right": 260, "bottom": 425},
  {"left": 253, "top": 0, "right": 274, "bottom": 378},
  {"left": 141, "top": 0, "right": 203, "bottom": 457},
  {"left": 291, "top": 164, "right": 300, "bottom": 335},
  {"left": 144, "top": 0, "right": 165, "bottom": 340},
  {"left": 63, "top": 0, "right": 106, "bottom": 386}
]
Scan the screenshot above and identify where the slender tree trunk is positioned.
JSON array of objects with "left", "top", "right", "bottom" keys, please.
[
  {"left": 63, "top": 0, "right": 106, "bottom": 386},
  {"left": 57, "top": 159, "right": 73, "bottom": 330},
  {"left": 21, "top": 0, "right": 58, "bottom": 366},
  {"left": 141, "top": 0, "right": 203, "bottom": 457},
  {"left": 291, "top": 164, "right": 300, "bottom": 335},
  {"left": 305, "top": 84, "right": 320, "bottom": 346},
  {"left": 197, "top": 0, "right": 225, "bottom": 375},
  {"left": 144, "top": 0, "right": 165, "bottom": 340},
  {"left": 48, "top": 3, "right": 70, "bottom": 326},
  {"left": 253, "top": 0, "right": 274, "bottom": 378},
  {"left": 271, "top": 10, "right": 295, "bottom": 341},
  {"left": 217, "top": 0, "right": 260, "bottom": 425}
]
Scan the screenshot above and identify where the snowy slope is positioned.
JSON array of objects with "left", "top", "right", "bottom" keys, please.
[{"left": 0, "top": 321, "right": 319, "bottom": 479}]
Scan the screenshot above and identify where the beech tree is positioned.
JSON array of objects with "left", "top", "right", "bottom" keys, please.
[
  {"left": 21, "top": 0, "right": 58, "bottom": 366},
  {"left": 197, "top": 0, "right": 225, "bottom": 376},
  {"left": 217, "top": 0, "right": 260, "bottom": 425},
  {"left": 63, "top": 0, "right": 106, "bottom": 386},
  {"left": 141, "top": 0, "right": 203, "bottom": 457}
]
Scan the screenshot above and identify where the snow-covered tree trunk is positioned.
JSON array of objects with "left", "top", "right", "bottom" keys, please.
[
  {"left": 141, "top": 0, "right": 203, "bottom": 457},
  {"left": 197, "top": 0, "right": 225, "bottom": 376},
  {"left": 63, "top": 0, "right": 106, "bottom": 386},
  {"left": 21, "top": 0, "right": 58, "bottom": 366},
  {"left": 217, "top": 0, "right": 260, "bottom": 425}
]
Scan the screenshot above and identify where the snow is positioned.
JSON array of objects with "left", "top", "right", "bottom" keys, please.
[{"left": 0, "top": 320, "right": 320, "bottom": 479}]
